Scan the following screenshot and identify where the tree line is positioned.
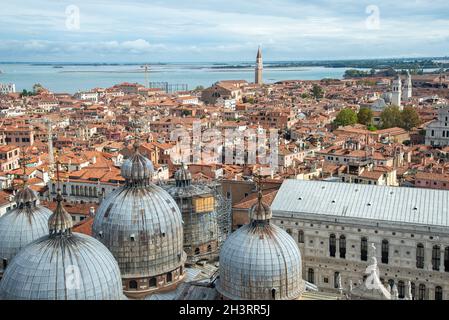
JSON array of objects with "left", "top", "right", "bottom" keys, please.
[{"left": 333, "top": 106, "right": 421, "bottom": 131}]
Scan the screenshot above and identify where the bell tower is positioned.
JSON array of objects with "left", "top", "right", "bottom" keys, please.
[
  {"left": 391, "top": 75, "right": 402, "bottom": 109},
  {"left": 255, "top": 46, "right": 263, "bottom": 85}
]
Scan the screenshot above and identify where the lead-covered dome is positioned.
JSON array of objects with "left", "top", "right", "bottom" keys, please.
[
  {"left": 216, "top": 188, "right": 304, "bottom": 300},
  {"left": 0, "top": 186, "right": 52, "bottom": 275},
  {"left": 165, "top": 164, "right": 219, "bottom": 264},
  {"left": 0, "top": 191, "right": 123, "bottom": 300},
  {"left": 93, "top": 143, "right": 186, "bottom": 298}
]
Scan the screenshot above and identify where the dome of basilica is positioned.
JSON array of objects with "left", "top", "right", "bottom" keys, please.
[
  {"left": 92, "top": 142, "right": 186, "bottom": 298},
  {"left": 0, "top": 185, "right": 52, "bottom": 275},
  {"left": 216, "top": 188, "right": 304, "bottom": 300},
  {"left": 0, "top": 191, "right": 123, "bottom": 300},
  {"left": 165, "top": 164, "right": 219, "bottom": 264}
]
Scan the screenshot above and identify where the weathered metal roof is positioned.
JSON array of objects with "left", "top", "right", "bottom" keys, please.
[
  {"left": 165, "top": 181, "right": 219, "bottom": 263},
  {"left": 272, "top": 180, "right": 449, "bottom": 229},
  {"left": 0, "top": 202, "right": 51, "bottom": 273},
  {"left": 93, "top": 183, "right": 185, "bottom": 278},
  {"left": 0, "top": 233, "right": 123, "bottom": 300},
  {"left": 217, "top": 222, "right": 304, "bottom": 300}
]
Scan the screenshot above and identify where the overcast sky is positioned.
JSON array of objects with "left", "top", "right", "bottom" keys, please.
[{"left": 1, "top": 0, "right": 448, "bottom": 62}]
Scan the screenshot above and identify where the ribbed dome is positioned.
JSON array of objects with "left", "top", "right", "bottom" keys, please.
[
  {"left": 165, "top": 167, "right": 219, "bottom": 264},
  {"left": 93, "top": 183, "right": 185, "bottom": 278},
  {"left": 216, "top": 222, "right": 304, "bottom": 300},
  {"left": 93, "top": 147, "right": 185, "bottom": 296},
  {"left": 0, "top": 233, "right": 123, "bottom": 300},
  {"left": 0, "top": 191, "right": 124, "bottom": 300},
  {"left": 0, "top": 187, "right": 52, "bottom": 273},
  {"left": 121, "top": 142, "right": 154, "bottom": 185},
  {"left": 217, "top": 180, "right": 304, "bottom": 300}
]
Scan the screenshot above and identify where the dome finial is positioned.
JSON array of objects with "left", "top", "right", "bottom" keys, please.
[
  {"left": 15, "top": 151, "right": 38, "bottom": 208},
  {"left": 250, "top": 170, "right": 272, "bottom": 223},
  {"left": 48, "top": 160, "right": 73, "bottom": 237},
  {"left": 18, "top": 150, "right": 31, "bottom": 187}
]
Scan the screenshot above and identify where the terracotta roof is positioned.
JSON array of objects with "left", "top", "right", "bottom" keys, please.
[
  {"left": 233, "top": 188, "right": 279, "bottom": 210},
  {"left": 73, "top": 217, "right": 94, "bottom": 236}
]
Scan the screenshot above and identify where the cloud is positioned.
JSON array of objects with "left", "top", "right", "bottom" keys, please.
[{"left": 0, "top": 0, "right": 448, "bottom": 61}]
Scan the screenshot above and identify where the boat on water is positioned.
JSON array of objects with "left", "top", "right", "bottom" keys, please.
[{"left": 53, "top": 66, "right": 63, "bottom": 69}]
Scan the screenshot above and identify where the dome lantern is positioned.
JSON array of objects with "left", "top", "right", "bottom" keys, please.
[
  {"left": 175, "top": 162, "right": 192, "bottom": 187},
  {"left": 48, "top": 190, "right": 73, "bottom": 237},
  {"left": 120, "top": 139, "right": 154, "bottom": 186},
  {"left": 249, "top": 174, "right": 272, "bottom": 222}
]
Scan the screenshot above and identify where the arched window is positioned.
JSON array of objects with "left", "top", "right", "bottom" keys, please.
[
  {"left": 149, "top": 277, "right": 157, "bottom": 287},
  {"left": 129, "top": 280, "right": 138, "bottom": 290},
  {"left": 339, "top": 235, "right": 346, "bottom": 259},
  {"left": 71, "top": 185, "right": 74, "bottom": 195},
  {"left": 381, "top": 240, "right": 389, "bottom": 264},
  {"left": 62, "top": 184, "right": 66, "bottom": 195},
  {"left": 334, "top": 272, "right": 340, "bottom": 289},
  {"left": 416, "top": 244, "right": 425, "bottom": 269},
  {"left": 329, "top": 234, "right": 336, "bottom": 257},
  {"left": 398, "top": 281, "right": 405, "bottom": 299},
  {"left": 388, "top": 279, "right": 395, "bottom": 290},
  {"left": 2, "top": 258, "right": 7, "bottom": 270},
  {"left": 194, "top": 248, "right": 200, "bottom": 255},
  {"left": 361, "top": 237, "right": 368, "bottom": 261},
  {"left": 52, "top": 183, "right": 56, "bottom": 193},
  {"left": 435, "top": 286, "right": 443, "bottom": 301},
  {"left": 271, "top": 288, "right": 276, "bottom": 300},
  {"left": 411, "top": 282, "right": 416, "bottom": 300},
  {"left": 445, "top": 247, "right": 449, "bottom": 272},
  {"left": 207, "top": 244, "right": 212, "bottom": 252},
  {"left": 418, "top": 284, "right": 426, "bottom": 300},
  {"left": 307, "top": 268, "right": 315, "bottom": 284},
  {"left": 432, "top": 245, "right": 441, "bottom": 271},
  {"left": 167, "top": 272, "right": 172, "bottom": 283},
  {"left": 298, "top": 230, "right": 304, "bottom": 243}
]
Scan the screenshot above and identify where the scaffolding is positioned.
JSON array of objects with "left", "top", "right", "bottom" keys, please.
[
  {"left": 148, "top": 82, "right": 188, "bottom": 93},
  {"left": 210, "top": 181, "right": 232, "bottom": 249},
  {"left": 162, "top": 177, "right": 232, "bottom": 263}
]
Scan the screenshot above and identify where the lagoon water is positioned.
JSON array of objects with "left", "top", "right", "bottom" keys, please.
[{"left": 0, "top": 62, "right": 361, "bottom": 94}]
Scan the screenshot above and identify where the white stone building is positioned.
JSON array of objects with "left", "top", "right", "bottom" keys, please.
[
  {"left": 0, "top": 83, "right": 16, "bottom": 95},
  {"left": 271, "top": 179, "right": 449, "bottom": 300},
  {"left": 74, "top": 91, "right": 99, "bottom": 103},
  {"left": 425, "top": 105, "right": 449, "bottom": 147}
]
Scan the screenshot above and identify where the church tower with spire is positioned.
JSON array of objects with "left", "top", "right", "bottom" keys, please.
[{"left": 255, "top": 46, "right": 263, "bottom": 85}]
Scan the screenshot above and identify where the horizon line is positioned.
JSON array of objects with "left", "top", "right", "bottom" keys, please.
[{"left": 1, "top": 55, "right": 449, "bottom": 65}]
